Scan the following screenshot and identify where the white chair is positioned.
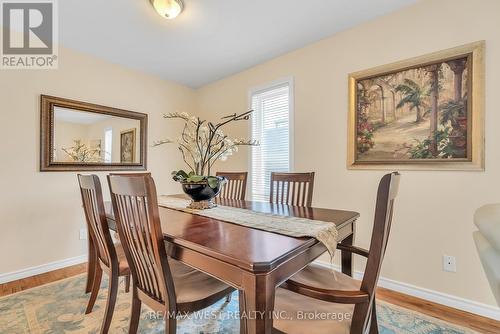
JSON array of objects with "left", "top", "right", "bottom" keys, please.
[{"left": 473, "top": 204, "right": 500, "bottom": 306}]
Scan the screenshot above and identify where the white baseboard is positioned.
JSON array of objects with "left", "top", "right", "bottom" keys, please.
[
  {"left": 0, "top": 254, "right": 87, "bottom": 284},
  {"left": 314, "top": 260, "right": 500, "bottom": 321}
]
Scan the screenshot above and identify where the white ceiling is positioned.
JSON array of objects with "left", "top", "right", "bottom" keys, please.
[{"left": 60, "top": 0, "right": 417, "bottom": 88}]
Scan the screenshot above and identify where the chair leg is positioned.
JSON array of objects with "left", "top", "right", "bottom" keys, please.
[
  {"left": 85, "top": 239, "right": 97, "bottom": 294},
  {"left": 369, "top": 301, "right": 379, "bottom": 334},
  {"left": 85, "top": 266, "right": 102, "bottom": 314},
  {"left": 124, "top": 275, "right": 130, "bottom": 293},
  {"left": 129, "top": 288, "right": 142, "bottom": 334},
  {"left": 100, "top": 274, "right": 119, "bottom": 334},
  {"left": 165, "top": 315, "right": 177, "bottom": 334}
]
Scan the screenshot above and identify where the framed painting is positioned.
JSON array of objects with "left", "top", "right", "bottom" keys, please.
[
  {"left": 347, "top": 41, "right": 484, "bottom": 170},
  {"left": 120, "top": 128, "right": 136, "bottom": 163}
]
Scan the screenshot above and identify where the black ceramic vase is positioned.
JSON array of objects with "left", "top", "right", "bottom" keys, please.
[{"left": 181, "top": 176, "right": 226, "bottom": 209}]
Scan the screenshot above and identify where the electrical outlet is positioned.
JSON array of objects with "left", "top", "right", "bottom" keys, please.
[
  {"left": 79, "top": 228, "right": 87, "bottom": 240},
  {"left": 443, "top": 255, "right": 457, "bottom": 272}
]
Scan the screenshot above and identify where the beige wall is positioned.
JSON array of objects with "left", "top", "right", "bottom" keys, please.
[
  {"left": 0, "top": 44, "right": 194, "bottom": 275},
  {"left": 195, "top": 0, "right": 500, "bottom": 307}
]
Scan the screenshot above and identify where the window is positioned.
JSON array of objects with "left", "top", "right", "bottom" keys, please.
[
  {"left": 250, "top": 79, "right": 293, "bottom": 202},
  {"left": 104, "top": 128, "right": 113, "bottom": 163}
]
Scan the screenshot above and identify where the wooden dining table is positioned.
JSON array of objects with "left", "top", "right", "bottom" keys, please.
[{"left": 95, "top": 197, "right": 359, "bottom": 334}]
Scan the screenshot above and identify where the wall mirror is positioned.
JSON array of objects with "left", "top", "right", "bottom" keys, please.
[{"left": 40, "top": 95, "right": 147, "bottom": 171}]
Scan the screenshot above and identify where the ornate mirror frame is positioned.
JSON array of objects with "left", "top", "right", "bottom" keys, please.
[{"left": 40, "top": 95, "right": 148, "bottom": 171}]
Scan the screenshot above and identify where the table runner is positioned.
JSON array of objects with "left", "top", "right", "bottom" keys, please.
[{"left": 158, "top": 196, "right": 339, "bottom": 260}]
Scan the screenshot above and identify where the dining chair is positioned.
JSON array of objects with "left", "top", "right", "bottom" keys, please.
[
  {"left": 77, "top": 174, "right": 131, "bottom": 334},
  {"left": 216, "top": 171, "right": 248, "bottom": 200},
  {"left": 274, "top": 172, "right": 401, "bottom": 334},
  {"left": 107, "top": 174, "right": 235, "bottom": 333},
  {"left": 270, "top": 172, "right": 315, "bottom": 207}
]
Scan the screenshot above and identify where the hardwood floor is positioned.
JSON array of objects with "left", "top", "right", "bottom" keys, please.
[
  {"left": 0, "top": 263, "right": 87, "bottom": 297},
  {"left": 1, "top": 264, "right": 499, "bottom": 333},
  {"left": 377, "top": 287, "right": 499, "bottom": 334}
]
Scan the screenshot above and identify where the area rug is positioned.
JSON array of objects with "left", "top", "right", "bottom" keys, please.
[{"left": 0, "top": 274, "right": 477, "bottom": 334}]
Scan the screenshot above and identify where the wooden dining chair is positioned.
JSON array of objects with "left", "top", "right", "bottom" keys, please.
[
  {"left": 216, "top": 171, "right": 248, "bottom": 200},
  {"left": 273, "top": 172, "right": 401, "bottom": 334},
  {"left": 107, "top": 174, "right": 235, "bottom": 333},
  {"left": 77, "top": 174, "right": 131, "bottom": 334},
  {"left": 270, "top": 172, "right": 315, "bottom": 207}
]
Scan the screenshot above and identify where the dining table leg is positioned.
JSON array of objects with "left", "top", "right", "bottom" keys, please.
[
  {"left": 238, "top": 290, "right": 247, "bottom": 334},
  {"left": 341, "top": 232, "right": 354, "bottom": 277},
  {"left": 85, "top": 233, "right": 97, "bottom": 293},
  {"left": 240, "top": 273, "right": 275, "bottom": 334}
]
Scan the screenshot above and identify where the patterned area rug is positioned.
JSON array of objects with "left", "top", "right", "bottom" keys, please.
[{"left": 0, "top": 274, "right": 477, "bottom": 334}]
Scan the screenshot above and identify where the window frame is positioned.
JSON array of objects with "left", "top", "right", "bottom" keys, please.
[
  {"left": 247, "top": 77, "right": 295, "bottom": 201},
  {"left": 104, "top": 127, "right": 113, "bottom": 163}
]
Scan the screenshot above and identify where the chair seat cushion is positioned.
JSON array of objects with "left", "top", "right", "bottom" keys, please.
[
  {"left": 274, "top": 264, "right": 359, "bottom": 333},
  {"left": 287, "top": 263, "right": 361, "bottom": 292},
  {"left": 274, "top": 288, "right": 354, "bottom": 334},
  {"left": 114, "top": 243, "right": 231, "bottom": 305},
  {"left": 169, "top": 258, "right": 233, "bottom": 305}
]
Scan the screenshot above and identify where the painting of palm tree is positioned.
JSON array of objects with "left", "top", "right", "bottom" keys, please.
[{"left": 353, "top": 55, "right": 470, "bottom": 162}]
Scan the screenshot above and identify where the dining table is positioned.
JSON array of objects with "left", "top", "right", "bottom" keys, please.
[{"left": 94, "top": 197, "right": 359, "bottom": 334}]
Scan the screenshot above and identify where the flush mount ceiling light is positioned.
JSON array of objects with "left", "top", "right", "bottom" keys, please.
[{"left": 150, "top": 0, "right": 184, "bottom": 19}]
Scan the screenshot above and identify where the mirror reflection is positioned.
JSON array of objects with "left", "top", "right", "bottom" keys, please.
[{"left": 53, "top": 107, "right": 141, "bottom": 164}]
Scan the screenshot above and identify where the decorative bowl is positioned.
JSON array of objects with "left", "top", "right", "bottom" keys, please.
[{"left": 181, "top": 176, "right": 226, "bottom": 209}]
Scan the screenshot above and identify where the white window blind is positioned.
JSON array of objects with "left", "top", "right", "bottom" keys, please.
[{"left": 250, "top": 82, "right": 292, "bottom": 202}]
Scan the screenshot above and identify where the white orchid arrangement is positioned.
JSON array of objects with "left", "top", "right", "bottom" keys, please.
[
  {"left": 62, "top": 139, "right": 103, "bottom": 163},
  {"left": 153, "top": 111, "right": 258, "bottom": 187}
]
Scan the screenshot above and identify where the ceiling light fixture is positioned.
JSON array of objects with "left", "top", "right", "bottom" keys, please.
[{"left": 150, "top": 0, "right": 184, "bottom": 20}]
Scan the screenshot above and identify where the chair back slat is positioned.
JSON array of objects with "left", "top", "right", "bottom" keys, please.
[
  {"left": 78, "top": 175, "right": 117, "bottom": 269},
  {"left": 270, "top": 172, "right": 315, "bottom": 207},
  {"left": 216, "top": 172, "right": 248, "bottom": 200},
  {"left": 108, "top": 174, "right": 176, "bottom": 309},
  {"left": 355, "top": 172, "right": 400, "bottom": 332}
]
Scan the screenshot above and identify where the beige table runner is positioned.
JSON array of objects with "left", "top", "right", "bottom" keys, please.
[{"left": 158, "top": 196, "right": 339, "bottom": 260}]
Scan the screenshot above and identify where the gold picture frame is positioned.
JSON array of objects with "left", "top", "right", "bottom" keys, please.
[
  {"left": 120, "top": 128, "right": 137, "bottom": 163},
  {"left": 347, "top": 41, "right": 485, "bottom": 171}
]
